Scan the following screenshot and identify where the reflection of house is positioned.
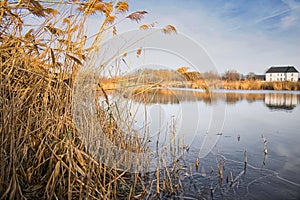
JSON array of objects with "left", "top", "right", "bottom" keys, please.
[
  {"left": 264, "top": 93, "right": 298, "bottom": 110},
  {"left": 265, "top": 66, "right": 299, "bottom": 82}
]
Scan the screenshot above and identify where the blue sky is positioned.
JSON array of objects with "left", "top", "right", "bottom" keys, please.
[{"left": 115, "top": 0, "right": 300, "bottom": 74}]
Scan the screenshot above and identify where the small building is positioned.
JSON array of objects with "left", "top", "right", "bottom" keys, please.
[
  {"left": 265, "top": 66, "right": 299, "bottom": 82},
  {"left": 255, "top": 75, "right": 265, "bottom": 81}
]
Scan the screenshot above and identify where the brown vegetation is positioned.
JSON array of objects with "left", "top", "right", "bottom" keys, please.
[
  {"left": 110, "top": 67, "right": 300, "bottom": 91},
  {"left": 0, "top": 1, "right": 181, "bottom": 199},
  {"left": 222, "top": 80, "right": 300, "bottom": 90}
]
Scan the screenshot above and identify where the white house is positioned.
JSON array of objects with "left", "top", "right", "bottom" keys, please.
[{"left": 265, "top": 66, "right": 299, "bottom": 82}]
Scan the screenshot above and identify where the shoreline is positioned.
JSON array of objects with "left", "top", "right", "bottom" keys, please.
[
  {"left": 168, "top": 87, "right": 300, "bottom": 94},
  {"left": 100, "top": 80, "right": 300, "bottom": 91},
  {"left": 219, "top": 80, "right": 300, "bottom": 91}
]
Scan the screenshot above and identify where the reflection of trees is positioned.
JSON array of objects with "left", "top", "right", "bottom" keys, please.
[
  {"left": 129, "top": 89, "right": 268, "bottom": 105},
  {"left": 117, "top": 89, "right": 300, "bottom": 111},
  {"left": 225, "top": 93, "right": 265, "bottom": 104},
  {"left": 120, "top": 88, "right": 212, "bottom": 104}
]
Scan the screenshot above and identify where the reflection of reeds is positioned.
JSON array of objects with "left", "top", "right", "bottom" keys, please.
[
  {"left": 244, "top": 149, "right": 248, "bottom": 164},
  {"left": 124, "top": 88, "right": 213, "bottom": 104},
  {"left": 243, "top": 149, "right": 248, "bottom": 174},
  {"left": 195, "top": 158, "right": 199, "bottom": 171},
  {"left": 121, "top": 88, "right": 300, "bottom": 111},
  {"left": 216, "top": 158, "right": 224, "bottom": 182},
  {"left": 242, "top": 149, "right": 247, "bottom": 169},
  {"left": 262, "top": 134, "right": 268, "bottom": 155},
  {"left": 230, "top": 171, "right": 234, "bottom": 186}
]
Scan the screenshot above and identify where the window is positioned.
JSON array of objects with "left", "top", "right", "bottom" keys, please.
[
  {"left": 270, "top": 78, "right": 272, "bottom": 81},
  {"left": 291, "top": 78, "right": 293, "bottom": 81},
  {"left": 291, "top": 73, "right": 293, "bottom": 76}
]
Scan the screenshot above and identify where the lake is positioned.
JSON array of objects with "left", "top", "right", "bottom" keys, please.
[{"left": 118, "top": 88, "right": 300, "bottom": 199}]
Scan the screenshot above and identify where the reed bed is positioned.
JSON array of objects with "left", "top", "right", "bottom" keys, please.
[
  {"left": 2, "top": 1, "right": 271, "bottom": 199},
  {"left": 222, "top": 80, "right": 300, "bottom": 90},
  {"left": 0, "top": 1, "right": 183, "bottom": 199},
  {"left": 147, "top": 79, "right": 300, "bottom": 91}
]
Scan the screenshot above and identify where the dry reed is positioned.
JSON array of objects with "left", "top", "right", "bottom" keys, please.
[
  {"left": 0, "top": 1, "right": 181, "bottom": 199},
  {"left": 222, "top": 80, "right": 300, "bottom": 90},
  {"left": 0, "top": 1, "right": 186, "bottom": 199}
]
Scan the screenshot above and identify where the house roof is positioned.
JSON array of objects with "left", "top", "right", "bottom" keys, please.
[
  {"left": 255, "top": 75, "right": 265, "bottom": 80},
  {"left": 266, "top": 66, "right": 298, "bottom": 73}
]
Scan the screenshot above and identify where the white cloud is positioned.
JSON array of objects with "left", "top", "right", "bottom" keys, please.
[
  {"left": 278, "top": 0, "right": 300, "bottom": 30},
  {"left": 280, "top": 15, "right": 297, "bottom": 28}
]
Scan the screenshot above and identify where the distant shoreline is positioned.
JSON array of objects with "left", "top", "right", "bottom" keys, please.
[
  {"left": 168, "top": 87, "right": 300, "bottom": 94},
  {"left": 154, "top": 80, "right": 300, "bottom": 91},
  {"left": 101, "top": 80, "right": 300, "bottom": 91},
  {"left": 218, "top": 80, "right": 300, "bottom": 91}
]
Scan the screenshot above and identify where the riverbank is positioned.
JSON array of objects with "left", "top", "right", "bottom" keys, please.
[
  {"left": 221, "top": 80, "right": 300, "bottom": 90},
  {"left": 101, "top": 79, "right": 300, "bottom": 91}
]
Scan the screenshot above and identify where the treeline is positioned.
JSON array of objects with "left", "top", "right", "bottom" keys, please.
[
  {"left": 106, "top": 68, "right": 262, "bottom": 83},
  {"left": 200, "top": 70, "right": 264, "bottom": 81},
  {"left": 177, "top": 68, "right": 267, "bottom": 81},
  {"left": 110, "top": 67, "right": 204, "bottom": 84},
  {"left": 103, "top": 67, "right": 300, "bottom": 90},
  {"left": 180, "top": 68, "right": 300, "bottom": 90}
]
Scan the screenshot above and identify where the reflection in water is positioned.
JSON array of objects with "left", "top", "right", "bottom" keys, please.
[
  {"left": 105, "top": 88, "right": 300, "bottom": 199},
  {"left": 126, "top": 88, "right": 212, "bottom": 104},
  {"left": 123, "top": 88, "right": 300, "bottom": 111},
  {"left": 265, "top": 93, "right": 298, "bottom": 110}
]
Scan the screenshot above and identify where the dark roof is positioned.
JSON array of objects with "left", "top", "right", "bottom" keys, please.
[
  {"left": 266, "top": 66, "right": 298, "bottom": 73},
  {"left": 255, "top": 75, "right": 265, "bottom": 80}
]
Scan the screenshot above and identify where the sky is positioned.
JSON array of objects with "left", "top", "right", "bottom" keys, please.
[{"left": 112, "top": 0, "right": 300, "bottom": 75}]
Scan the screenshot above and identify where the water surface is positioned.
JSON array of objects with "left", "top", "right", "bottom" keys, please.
[{"left": 127, "top": 89, "right": 300, "bottom": 199}]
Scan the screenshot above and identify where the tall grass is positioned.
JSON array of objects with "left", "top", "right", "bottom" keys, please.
[
  {"left": 222, "top": 80, "right": 300, "bottom": 90},
  {"left": 0, "top": 1, "right": 183, "bottom": 199}
]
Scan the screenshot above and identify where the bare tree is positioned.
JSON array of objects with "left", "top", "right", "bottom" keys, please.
[
  {"left": 223, "top": 70, "right": 240, "bottom": 81},
  {"left": 202, "top": 71, "right": 220, "bottom": 80},
  {"left": 246, "top": 72, "right": 256, "bottom": 80}
]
